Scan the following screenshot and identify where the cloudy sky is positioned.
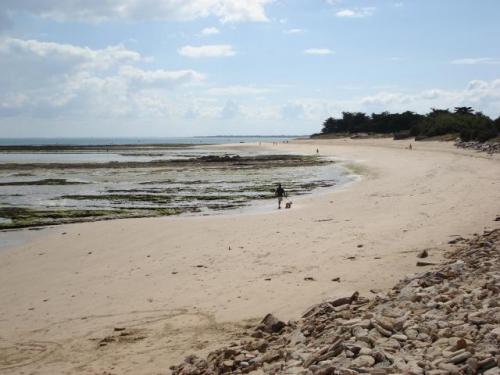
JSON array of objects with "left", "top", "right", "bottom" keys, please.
[{"left": 0, "top": 0, "right": 499, "bottom": 137}]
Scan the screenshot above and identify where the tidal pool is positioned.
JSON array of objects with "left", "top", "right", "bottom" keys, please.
[{"left": 0, "top": 145, "right": 354, "bottom": 229}]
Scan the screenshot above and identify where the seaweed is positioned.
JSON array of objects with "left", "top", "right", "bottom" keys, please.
[
  {"left": 60, "top": 194, "right": 172, "bottom": 204},
  {"left": 0, "top": 179, "right": 87, "bottom": 186},
  {"left": 0, "top": 206, "right": 184, "bottom": 230}
]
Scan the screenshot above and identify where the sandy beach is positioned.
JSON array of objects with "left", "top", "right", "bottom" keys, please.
[{"left": 0, "top": 138, "right": 499, "bottom": 374}]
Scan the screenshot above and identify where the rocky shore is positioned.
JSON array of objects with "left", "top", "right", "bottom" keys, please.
[
  {"left": 455, "top": 140, "right": 500, "bottom": 154},
  {"left": 170, "top": 228, "right": 500, "bottom": 375}
]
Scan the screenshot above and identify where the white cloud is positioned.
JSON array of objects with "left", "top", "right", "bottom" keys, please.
[
  {"left": 304, "top": 48, "right": 333, "bottom": 55},
  {"left": 0, "top": 37, "right": 205, "bottom": 118},
  {"left": 336, "top": 7, "right": 375, "bottom": 18},
  {"left": 0, "top": 0, "right": 272, "bottom": 24},
  {"left": 0, "top": 37, "right": 141, "bottom": 71},
  {"left": 206, "top": 85, "right": 270, "bottom": 96},
  {"left": 119, "top": 65, "right": 205, "bottom": 87},
  {"left": 178, "top": 44, "right": 235, "bottom": 58},
  {"left": 358, "top": 79, "right": 500, "bottom": 116},
  {"left": 451, "top": 57, "right": 500, "bottom": 65},
  {"left": 284, "top": 28, "right": 305, "bottom": 34},
  {"left": 201, "top": 26, "right": 220, "bottom": 35}
]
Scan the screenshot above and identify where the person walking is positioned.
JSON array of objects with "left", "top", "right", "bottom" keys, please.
[{"left": 275, "top": 183, "right": 286, "bottom": 209}]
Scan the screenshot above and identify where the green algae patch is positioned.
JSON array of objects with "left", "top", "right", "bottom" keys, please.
[
  {"left": 0, "top": 206, "right": 183, "bottom": 230},
  {"left": 60, "top": 194, "right": 173, "bottom": 204},
  {"left": 0, "top": 179, "right": 87, "bottom": 186}
]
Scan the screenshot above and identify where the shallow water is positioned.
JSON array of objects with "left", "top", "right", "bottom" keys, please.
[{"left": 0, "top": 144, "right": 353, "bottom": 227}]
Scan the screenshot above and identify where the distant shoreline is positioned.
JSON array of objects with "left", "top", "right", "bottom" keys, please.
[{"left": 0, "top": 135, "right": 302, "bottom": 147}]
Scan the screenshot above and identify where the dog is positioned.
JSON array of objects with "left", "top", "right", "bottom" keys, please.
[{"left": 285, "top": 201, "right": 293, "bottom": 209}]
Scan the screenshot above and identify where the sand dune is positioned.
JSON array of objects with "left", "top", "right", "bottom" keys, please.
[{"left": 0, "top": 138, "right": 499, "bottom": 374}]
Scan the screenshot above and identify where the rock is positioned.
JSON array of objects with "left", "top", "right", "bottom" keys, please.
[
  {"left": 352, "top": 326, "right": 368, "bottom": 338},
  {"left": 447, "top": 351, "right": 472, "bottom": 364},
  {"left": 451, "top": 338, "right": 467, "bottom": 350},
  {"left": 479, "top": 357, "right": 497, "bottom": 371},
  {"left": 337, "top": 369, "right": 359, "bottom": 375},
  {"left": 372, "top": 351, "right": 386, "bottom": 363},
  {"left": 222, "top": 359, "right": 234, "bottom": 370},
  {"left": 262, "top": 350, "right": 281, "bottom": 363},
  {"left": 417, "top": 249, "right": 429, "bottom": 258},
  {"left": 288, "top": 329, "right": 306, "bottom": 346},
  {"left": 169, "top": 229, "right": 500, "bottom": 375},
  {"left": 330, "top": 291, "right": 359, "bottom": 307},
  {"left": 375, "top": 316, "right": 394, "bottom": 332},
  {"left": 416, "top": 261, "right": 437, "bottom": 267},
  {"left": 358, "top": 347, "right": 372, "bottom": 356},
  {"left": 438, "top": 363, "right": 460, "bottom": 372},
  {"left": 373, "top": 322, "right": 392, "bottom": 337},
  {"left": 259, "top": 314, "right": 285, "bottom": 334},
  {"left": 351, "top": 355, "right": 375, "bottom": 368},
  {"left": 391, "top": 334, "right": 407, "bottom": 342},
  {"left": 491, "top": 326, "right": 500, "bottom": 337},
  {"left": 466, "top": 357, "right": 478, "bottom": 373}
]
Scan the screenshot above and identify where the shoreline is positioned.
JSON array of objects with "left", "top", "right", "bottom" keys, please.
[
  {"left": 171, "top": 227, "right": 500, "bottom": 374},
  {"left": 0, "top": 138, "right": 499, "bottom": 374},
  {"left": 0, "top": 151, "right": 341, "bottom": 230}
]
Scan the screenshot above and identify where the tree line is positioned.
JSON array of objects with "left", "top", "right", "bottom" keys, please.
[{"left": 320, "top": 107, "right": 500, "bottom": 142}]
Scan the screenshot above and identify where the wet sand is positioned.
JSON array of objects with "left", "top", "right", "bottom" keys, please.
[{"left": 0, "top": 138, "right": 499, "bottom": 374}]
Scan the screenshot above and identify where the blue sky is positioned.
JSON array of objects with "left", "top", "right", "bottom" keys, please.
[{"left": 0, "top": 0, "right": 499, "bottom": 137}]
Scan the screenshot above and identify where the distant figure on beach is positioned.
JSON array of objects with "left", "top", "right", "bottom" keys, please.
[
  {"left": 275, "top": 183, "right": 286, "bottom": 209},
  {"left": 316, "top": 148, "right": 319, "bottom": 154},
  {"left": 409, "top": 143, "right": 413, "bottom": 150}
]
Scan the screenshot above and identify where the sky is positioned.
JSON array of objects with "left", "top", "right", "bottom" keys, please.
[{"left": 0, "top": 0, "right": 499, "bottom": 137}]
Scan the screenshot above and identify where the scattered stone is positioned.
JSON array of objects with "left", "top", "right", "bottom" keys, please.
[
  {"left": 417, "top": 249, "right": 428, "bottom": 258},
  {"left": 351, "top": 355, "right": 375, "bottom": 368},
  {"left": 455, "top": 139, "right": 500, "bottom": 154},
  {"left": 258, "top": 314, "right": 285, "bottom": 334},
  {"left": 416, "top": 261, "right": 437, "bottom": 267},
  {"left": 304, "top": 277, "right": 315, "bottom": 281},
  {"left": 170, "top": 229, "right": 500, "bottom": 375},
  {"left": 331, "top": 277, "right": 341, "bottom": 282}
]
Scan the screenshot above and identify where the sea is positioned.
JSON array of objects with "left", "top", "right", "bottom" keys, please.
[
  {"left": 0, "top": 136, "right": 355, "bottom": 228},
  {"left": 0, "top": 136, "right": 301, "bottom": 146}
]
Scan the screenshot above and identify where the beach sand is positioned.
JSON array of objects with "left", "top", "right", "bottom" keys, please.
[{"left": 0, "top": 138, "right": 499, "bottom": 374}]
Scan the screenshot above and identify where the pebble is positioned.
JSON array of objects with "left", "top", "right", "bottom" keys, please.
[{"left": 170, "top": 229, "right": 500, "bottom": 375}]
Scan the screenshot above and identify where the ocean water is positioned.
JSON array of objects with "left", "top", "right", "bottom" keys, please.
[
  {"left": 0, "top": 136, "right": 300, "bottom": 146},
  {"left": 0, "top": 138, "right": 354, "bottom": 227}
]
